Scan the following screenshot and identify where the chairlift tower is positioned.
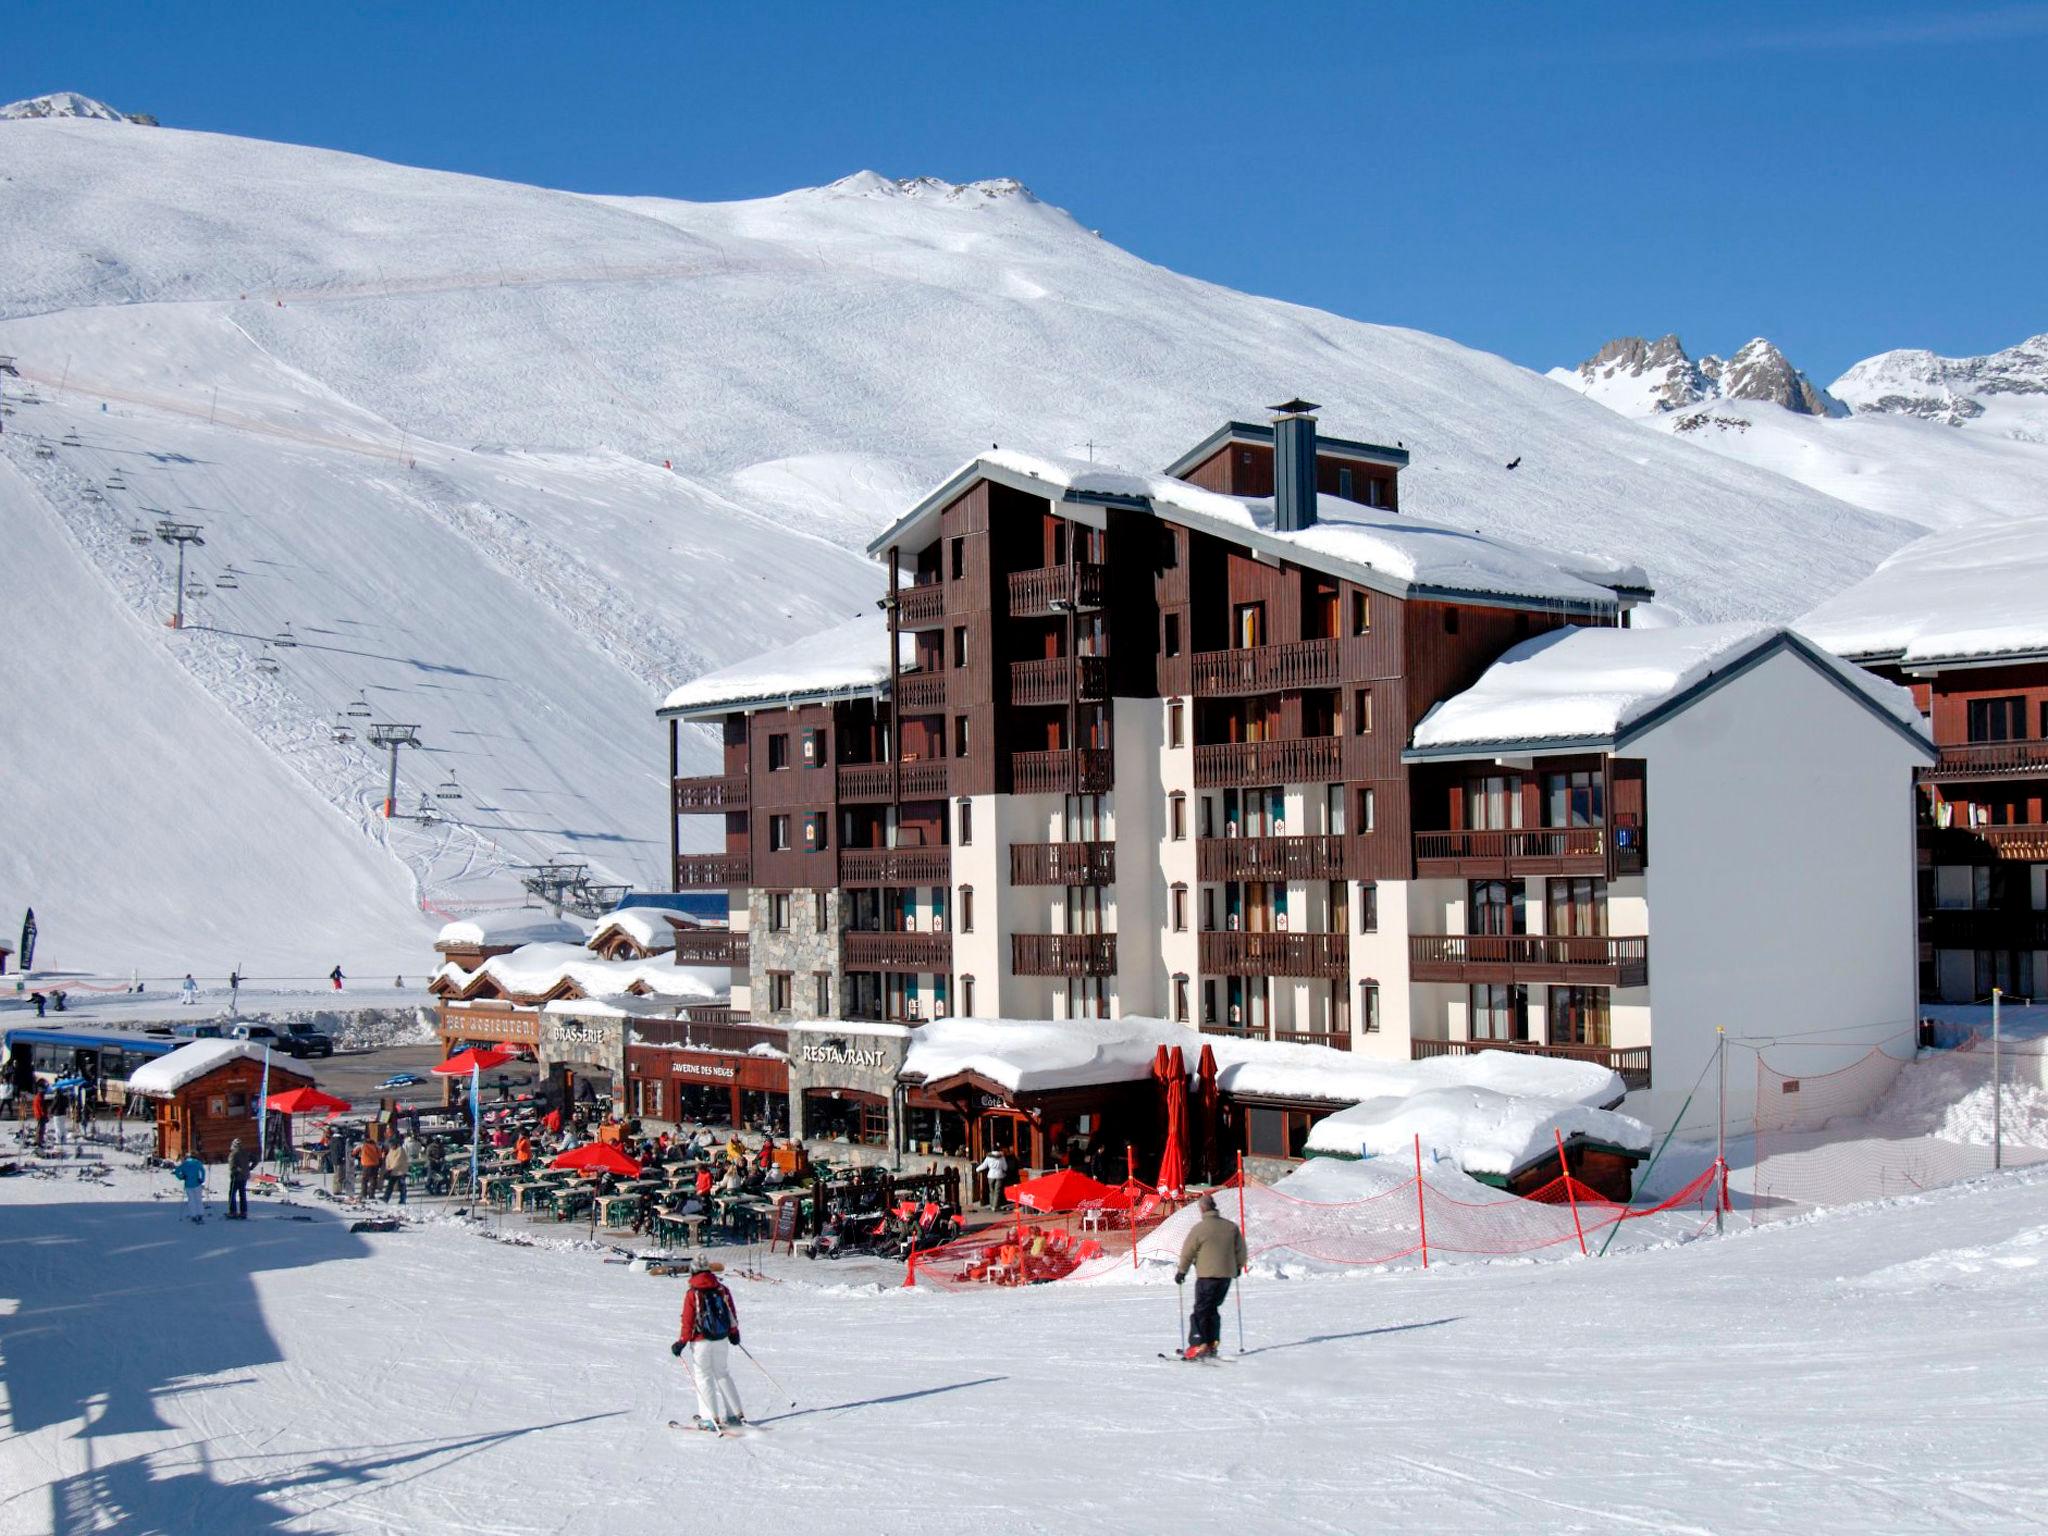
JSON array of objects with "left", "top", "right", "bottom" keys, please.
[
  {"left": 154, "top": 521, "right": 206, "bottom": 628},
  {"left": 366, "top": 723, "right": 422, "bottom": 819}
]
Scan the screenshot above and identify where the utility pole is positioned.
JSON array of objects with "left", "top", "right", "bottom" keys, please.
[
  {"left": 1715, "top": 1025, "right": 1726, "bottom": 1235},
  {"left": 154, "top": 521, "right": 205, "bottom": 628},
  {"left": 366, "top": 723, "right": 421, "bottom": 819},
  {"left": 1992, "top": 986, "right": 2003, "bottom": 1172}
]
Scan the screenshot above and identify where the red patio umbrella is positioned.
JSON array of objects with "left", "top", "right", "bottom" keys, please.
[
  {"left": 1195, "top": 1043, "right": 1220, "bottom": 1186},
  {"left": 435, "top": 1046, "right": 517, "bottom": 1200},
  {"left": 266, "top": 1086, "right": 352, "bottom": 1116},
  {"left": 1006, "top": 1167, "right": 1134, "bottom": 1213},
  {"left": 1156, "top": 1046, "right": 1188, "bottom": 1200},
  {"left": 551, "top": 1142, "right": 642, "bottom": 1178},
  {"left": 434, "top": 1047, "right": 514, "bottom": 1077}
]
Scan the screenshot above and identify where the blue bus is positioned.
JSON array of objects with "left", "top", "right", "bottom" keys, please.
[{"left": 3, "top": 1026, "right": 178, "bottom": 1097}]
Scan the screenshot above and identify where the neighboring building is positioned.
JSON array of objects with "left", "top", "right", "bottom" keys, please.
[
  {"left": 1802, "top": 517, "right": 2048, "bottom": 1003},
  {"left": 126, "top": 1039, "right": 314, "bottom": 1161},
  {"left": 660, "top": 401, "right": 1926, "bottom": 1130}
]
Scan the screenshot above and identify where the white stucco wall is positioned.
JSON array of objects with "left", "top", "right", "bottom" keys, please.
[{"left": 952, "top": 793, "right": 1000, "bottom": 1016}]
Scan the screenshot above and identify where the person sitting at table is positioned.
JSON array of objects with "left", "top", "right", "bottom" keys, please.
[
  {"left": 762, "top": 1163, "right": 786, "bottom": 1189},
  {"left": 719, "top": 1162, "right": 745, "bottom": 1197},
  {"left": 631, "top": 1187, "right": 657, "bottom": 1235},
  {"left": 424, "top": 1139, "right": 450, "bottom": 1196},
  {"left": 694, "top": 1165, "right": 715, "bottom": 1201},
  {"left": 514, "top": 1133, "right": 534, "bottom": 1167},
  {"left": 680, "top": 1190, "right": 707, "bottom": 1218},
  {"left": 725, "top": 1135, "right": 746, "bottom": 1165}
]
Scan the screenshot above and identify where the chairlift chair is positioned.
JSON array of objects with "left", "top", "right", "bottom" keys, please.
[
  {"left": 346, "top": 693, "right": 373, "bottom": 718},
  {"left": 435, "top": 774, "right": 463, "bottom": 801},
  {"left": 214, "top": 568, "right": 240, "bottom": 590},
  {"left": 82, "top": 487, "right": 102, "bottom": 502},
  {"left": 416, "top": 794, "right": 440, "bottom": 824},
  {"left": 183, "top": 581, "right": 208, "bottom": 600},
  {"left": 127, "top": 526, "right": 152, "bottom": 546},
  {"left": 60, "top": 431, "right": 81, "bottom": 448},
  {"left": 254, "top": 647, "right": 281, "bottom": 676},
  {"left": 272, "top": 624, "right": 297, "bottom": 649},
  {"left": 331, "top": 719, "right": 356, "bottom": 745},
  {"left": 33, "top": 442, "right": 53, "bottom": 459}
]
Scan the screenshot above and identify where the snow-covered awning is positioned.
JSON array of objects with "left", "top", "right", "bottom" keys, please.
[
  {"left": 1799, "top": 514, "right": 2048, "bottom": 667},
  {"left": 127, "top": 1039, "right": 273, "bottom": 1096}
]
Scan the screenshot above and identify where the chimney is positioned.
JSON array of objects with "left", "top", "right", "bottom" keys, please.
[{"left": 1270, "top": 398, "right": 1320, "bottom": 532}]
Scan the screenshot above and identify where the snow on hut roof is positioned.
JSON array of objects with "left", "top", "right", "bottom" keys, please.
[
  {"left": 1302, "top": 1085, "right": 1651, "bottom": 1176},
  {"left": 661, "top": 610, "right": 911, "bottom": 716},
  {"left": 589, "top": 906, "right": 680, "bottom": 953},
  {"left": 1799, "top": 515, "right": 2048, "bottom": 666},
  {"left": 435, "top": 912, "right": 589, "bottom": 950},
  {"left": 1409, "top": 622, "right": 1927, "bottom": 755},
  {"left": 433, "top": 942, "right": 724, "bottom": 1003},
  {"left": 127, "top": 1039, "right": 271, "bottom": 1096}
]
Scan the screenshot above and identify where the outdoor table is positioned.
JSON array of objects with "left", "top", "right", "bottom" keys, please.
[
  {"left": 679, "top": 1214, "right": 708, "bottom": 1248},
  {"left": 556, "top": 1188, "right": 593, "bottom": 1222},
  {"left": 598, "top": 1194, "right": 639, "bottom": 1229},
  {"left": 512, "top": 1181, "right": 550, "bottom": 1212}
]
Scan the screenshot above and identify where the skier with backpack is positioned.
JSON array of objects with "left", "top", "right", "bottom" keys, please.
[{"left": 671, "top": 1256, "right": 746, "bottom": 1431}]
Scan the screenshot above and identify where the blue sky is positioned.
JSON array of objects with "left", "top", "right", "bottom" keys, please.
[{"left": 7, "top": 1, "right": 2042, "bottom": 381}]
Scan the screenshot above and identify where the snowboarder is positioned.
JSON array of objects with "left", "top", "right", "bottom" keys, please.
[
  {"left": 328, "top": 965, "right": 345, "bottom": 992},
  {"left": 977, "top": 1147, "right": 1010, "bottom": 1211},
  {"left": 1174, "top": 1194, "right": 1248, "bottom": 1360},
  {"left": 672, "top": 1256, "right": 746, "bottom": 1429},
  {"left": 174, "top": 1151, "right": 207, "bottom": 1222},
  {"left": 226, "top": 1137, "right": 253, "bottom": 1220},
  {"left": 51, "top": 990, "right": 65, "bottom": 1013},
  {"left": 29, "top": 991, "right": 45, "bottom": 1018},
  {"left": 180, "top": 974, "right": 198, "bottom": 1006}
]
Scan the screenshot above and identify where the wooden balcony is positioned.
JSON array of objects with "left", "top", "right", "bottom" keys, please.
[
  {"left": 1414, "top": 827, "right": 1618, "bottom": 879},
  {"left": 1011, "top": 932, "right": 1118, "bottom": 977},
  {"left": 1200, "top": 930, "right": 1350, "bottom": 979},
  {"left": 671, "top": 930, "right": 749, "bottom": 967},
  {"left": 1192, "top": 736, "right": 1343, "bottom": 789},
  {"left": 1926, "top": 823, "right": 2048, "bottom": 863},
  {"left": 673, "top": 774, "right": 747, "bottom": 813},
  {"left": 1199, "top": 1022, "right": 1351, "bottom": 1053},
  {"left": 896, "top": 583, "right": 945, "bottom": 627},
  {"left": 840, "top": 846, "right": 952, "bottom": 885},
  {"left": 1921, "top": 741, "right": 2048, "bottom": 782},
  {"left": 1009, "top": 654, "right": 1109, "bottom": 707},
  {"left": 636, "top": 1015, "right": 782, "bottom": 1054},
  {"left": 1007, "top": 561, "right": 1106, "bottom": 616},
  {"left": 1190, "top": 637, "right": 1343, "bottom": 697},
  {"left": 1412, "top": 1037, "right": 1651, "bottom": 1094},
  {"left": 673, "top": 853, "right": 750, "bottom": 888},
  {"left": 896, "top": 670, "right": 947, "bottom": 712},
  {"left": 1010, "top": 840, "right": 1116, "bottom": 886},
  {"left": 1198, "top": 834, "right": 1349, "bottom": 882},
  {"left": 1926, "top": 908, "right": 2048, "bottom": 947},
  {"left": 843, "top": 930, "right": 952, "bottom": 971},
  {"left": 837, "top": 760, "right": 950, "bottom": 803},
  {"left": 1409, "top": 934, "right": 1648, "bottom": 988},
  {"left": 1010, "top": 748, "right": 1114, "bottom": 796}
]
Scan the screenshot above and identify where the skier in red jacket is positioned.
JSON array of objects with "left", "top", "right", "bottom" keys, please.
[{"left": 671, "top": 1257, "right": 746, "bottom": 1429}]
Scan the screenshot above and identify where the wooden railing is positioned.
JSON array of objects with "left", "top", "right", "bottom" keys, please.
[
  {"left": 1011, "top": 932, "right": 1118, "bottom": 976},
  {"left": 1192, "top": 737, "right": 1343, "bottom": 788},
  {"left": 1200, "top": 930, "right": 1350, "bottom": 979},
  {"left": 1412, "top": 1037, "right": 1651, "bottom": 1094},
  {"left": 840, "top": 846, "right": 952, "bottom": 885},
  {"left": 1190, "top": 637, "right": 1343, "bottom": 697},
  {"left": 670, "top": 930, "right": 749, "bottom": 966},
  {"left": 1010, "top": 841, "right": 1116, "bottom": 886},
  {"left": 1409, "top": 934, "right": 1648, "bottom": 987},
  {"left": 1921, "top": 741, "right": 2048, "bottom": 780},
  {"left": 836, "top": 760, "right": 950, "bottom": 802},
  {"left": 1007, "top": 562, "right": 1106, "bottom": 616},
  {"left": 1197, "top": 1022, "right": 1352, "bottom": 1053},
  {"left": 896, "top": 670, "right": 947, "bottom": 712},
  {"left": 1926, "top": 909, "right": 2048, "bottom": 946},
  {"left": 897, "top": 583, "right": 945, "bottom": 625},
  {"left": 1010, "top": 748, "right": 1115, "bottom": 796},
  {"left": 673, "top": 853, "right": 751, "bottom": 888},
  {"left": 843, "top": 930, "right": 952, "bottom": 970},
  {"left": 1413, "top": 826, "right": 1619, "bottom": 877},
  {"left": 1009, "top": 654, "right": 1109, "bottom": 706},
  {"left": 673, "top": 774, "right": 747, "bottom": 813},
  {"left": 900, "top": 760, "right": 950, "bottom": 798},
  {"left": 1198, "top": 834, "right": 1349, "bottom": 882},
  {"left": 635, "top": 1016, "right": 783, "bottom": 1054},
  {"left": 679, "top": 1004, "right": 754, "bottom": 1028}
]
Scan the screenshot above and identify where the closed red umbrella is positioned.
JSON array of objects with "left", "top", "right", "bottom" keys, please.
[
  {"left": 266, "top": 1086, "right": 352, "bottom": 1115},
  {"left": 551, "top": 1142, "right": 642, "bottom": 1177},
  {"left": 1196, "top": 1043, "right": 1220, "bottom": 1185},
  {"left": 1157, "top": 1046, "right": 1188, "bottom": 1200}
]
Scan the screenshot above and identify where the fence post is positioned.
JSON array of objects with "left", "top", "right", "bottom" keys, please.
[
  {"left": 1555, "top": 1129, "right": 1588, "bottom": 1257},
  {"left": 1413, "top": 1132, "right": 1430, "bottom": 1269}
]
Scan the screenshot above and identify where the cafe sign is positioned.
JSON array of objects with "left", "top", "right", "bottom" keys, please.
[{"left": 552, "top": 1023, "right": 612, "bottom": 1046}]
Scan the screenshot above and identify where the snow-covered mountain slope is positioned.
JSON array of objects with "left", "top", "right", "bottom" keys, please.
[
  {"left": 0, "top": 114, "right": 1938, "bottom": 970},
  {"left": 1548, "top": 334, "right": 1843, "bottom": 418},
  {"left": 0, "top": 91, "right": 147, "bottom": 124},
  {"left": 1833, "top": 332, "right": 2048, "bottom": 437}
]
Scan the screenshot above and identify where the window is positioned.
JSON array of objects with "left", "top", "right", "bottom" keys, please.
[
  {"left": 1361, "top": 981, "right": 1381, "bottom": 1034},
  {"left": 953, "top": 626, "right": 968, "bottom": 669},
  {"left": 950, "top": 536, "right": 965, "bottom": 581},
  {"left": 804, "top": 811, "right": 828, "bottom": 850},
  {"left": 1246, "top": 1106, "right": 1316, "bottom": 1160},
  {"left": 768, "top": 892, "right": 791, "bottom": 932},
  {"left": 960, "top": 886, "right": 975, "bottom": 933},
  {"left": 1548, "top": 987, "right": 1610, "bottom": 1047},
  {"left": 1544, "top": 770, "right": 1604, "bottom": 828},
  {"left": 1366, "top": 478, "right": 1384, "bottom": 508},
  {"left": 802, "top": 727, "right": 826, "bottom": 766},
  {"left": 960, "top": 974, "right": 975, "bottom": 1016},
  {"left": 1351, "top": 592, "right": 1371, "bottom": 636},
  {"left": 1358, "top": 787, "right": 1376, "bottom": 833},
  {"left": 1470, "top": 983, "right": 1527, "bottom": 1041},
  {"left": 1353, "top": 688, "right": 1373, "bottom": 735},
  {"left": 1328, "top": 879, "right": 1349, "bottom": 932},
  {"left": 767, "top": 734, "right": 790, "bottom": 771},
  {"left": 1547, "top": 877, "right": 1607, "bottom": 937},
  {"left": 1234, "top": 602, "right": 1265, "bottom": 649},
  {"left": 813, "top": 972, "right": 832, "bottom": 1014},
  {"left": 814, "top": 891, "right": 829, "bottom": 930},
  {"left": 1169, "top": 793, "right": 1188, "bottom": 841},
  {"left": 1443, "top": 608, "right": 1459, "bottom": 635},
  {"left": 1466, "top": 773, "right": 1524, "bottom": 831},
  {"left": 1171, "top": 884, "right": 1189, "bottom": 932},
  {"left": 768, "top": 972, "right": 793, "bottom": 1013},
  {"left": 954, "top": 715, "right": 970, "bottom": 758},
  {"left": 1164, "top": 612, "right": 1182, "bottom": 657},
  {"left": 1338, "top": 466, "right": 1353, "bottom": 499},
  {"left": 1173, "top": 974, "right": 1190, "bottom": 1023},
  {"left": 957, "top": 798, "right": 973, "bottom": 846},
  {"left": 1968, "top": 697, "right": 2027, "bottom": 743},
  {"left": 1468, "top": 879, "right": 1526, "bottom": 936},
  {"left": 768, "top": 815, "right": 791, "bottom": 852},
  {"left": 1168, "top": 700, "right": 1185, "bottom": 749},
  {"left": 1162, "top": 526, "right": 1181, "bottom": 569},
  {"left": 1359, "top": 881, "right": 1379, "bottom": 934}
]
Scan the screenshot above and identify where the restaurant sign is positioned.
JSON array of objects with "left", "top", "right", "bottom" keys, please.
[
  {"left": 800, "top": 1040, "right": 889, "bottom": 1070},
  {"left": 552, "top": 1023, "right": 611, "bottom": 1046},
  {"left": 672, "top": 1059, "right": 739, "bottom": 1081}
]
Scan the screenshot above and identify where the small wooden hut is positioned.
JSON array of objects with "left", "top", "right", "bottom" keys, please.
[{"left": 127, "top": 1040, "right": 314, "bottom": 1161}]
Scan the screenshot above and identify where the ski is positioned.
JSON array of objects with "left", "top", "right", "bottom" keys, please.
[{"left": 668, "top": 1418, "right": 760, "bottom": 1438}]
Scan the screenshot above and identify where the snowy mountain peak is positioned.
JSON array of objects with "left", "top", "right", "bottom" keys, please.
[
  {"left": 1831, "top": 334, "right": 2048, "bottom": 429},
  {"left": 824, "top": 170, "right": 1037, "bottom": 205},
  {"left": 0, "top": 92, "right": 154, "bottom": 125},
  {"left": 1549, "top": 333, "right": 1842, "bottom": 418}
]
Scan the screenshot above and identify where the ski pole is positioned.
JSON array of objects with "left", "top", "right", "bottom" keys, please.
[
  {"left": 735, "top": 1342, "right": 796, "bottom": 1408},
  {"left": 1176, "top": 1276, "right": 1186, "bottom": 1354}
]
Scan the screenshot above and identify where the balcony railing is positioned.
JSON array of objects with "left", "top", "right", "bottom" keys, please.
[
  {"left": 1926, "top": 909, "right": 2048, "bottom": 947},
  {"left": 1921, "top": 741, "right": 2048, "bottom": 781},
  {"left": 1010, "top": 840, "right": 1116, "bottom": 886},
  {"left": 673, "top": 774, "right": 748, "bottom": 813},
  {"left": 1412, "top": 1037, "right": 1651, "bottom": 1094},
  {"left": 840, "top": 846, "right": 952, "bottom": 885},
  {"left": 674, "top": 853, "right": 751, "bottom": 888},
  {"left": 636, "top": 1015, "right": 782, "bottom": 1054},
  {"left": 1409, "top": 934, "right": 1649, "bottom": 988},
  {"left": 1414, "top": 827, "right": 1611, "bottom": 877},
  {"left": 896, "top": 583, "right": 945, "bottom": 626},
  {"left": 1009, "top": 654, "right": 1109, "bottom": 707},
  {"left": 1008, "top": 561, "right": 1106, "bottom": 616},
  {"left": 1192, "top": 737, "right": 1343, "bottom": 789},
  {"left": 1198, "top": 834, "right": 1349, "bottom": 882},
  {"left": 671, "top": 930, "right": 749, "bottom": 967},
  {"left": 1011, "top": 932, "right": 1118, "bottom": 977},
  {"left": 896, "top": 670, "right": 947, "bottom": 712},
  {"left": 1200, "top": 930, "right": 1350, "bottom": 979},
  {"left": 837, "top": 760, "right": 950, "bottom": 803},
  {"left": 1927, "top": 823, "right": 2048, "bottom": 862},
  {"left": 1199, "top": 1022, "right": 1352, "bottom": 1053},
  {"left": 843, "top": 930, "right": 953, "bottom": 971},
  {"left": 1190, "top": 638, "right": 1343, "bottom": 697},
  {"left": 1011, "top": 748, "right": 1115, "bottom": 796}
]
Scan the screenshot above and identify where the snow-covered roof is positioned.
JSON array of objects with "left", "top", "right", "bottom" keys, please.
[
  {"left": 867, "top": 449, "right": 1649, "bottom": 611},
  {"left": 1410, "top": 622, "right": 1929, "bottom": 755},
  {"left": 433, "top": 942, "right": 724, "bottom": 1004},
  {"left": 1302, "top": 1085, "right": 1651, "bottom": 1177},
  {"left": 435, "top": 912, "right": 590, "bottom": 951},
  {"left": 660, "top": 610, "right": 912, "bottom": 716},
  {"left": 127, "top": 1039, "right": 272, "bottom": 1096},
  {"left": 1799, "top": 515, "right": 2048, "bottom": 666},
  {"left": 589, "top": 907, "right": 679, "bottom": 953}
]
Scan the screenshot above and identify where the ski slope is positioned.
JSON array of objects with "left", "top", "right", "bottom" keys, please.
[
  {"left": 2, "top": 1158, "right": 2043, "bottom": 1533},
  {"left": 0, "top": 113, "right": 1941, "bottom": 970}
]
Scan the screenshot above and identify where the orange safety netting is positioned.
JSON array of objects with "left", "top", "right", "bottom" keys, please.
[{"left": 905, "top": 1156, "right": 1724, "bottom": 1290}]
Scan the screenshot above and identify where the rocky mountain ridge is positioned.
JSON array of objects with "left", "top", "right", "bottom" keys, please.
[{"left": 1549, "top": 334, "right": 1843, "bottom": 417}]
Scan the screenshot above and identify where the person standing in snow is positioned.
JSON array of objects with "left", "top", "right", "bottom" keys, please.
[
  {"left": 978, "top": 1147, "right": 1010, "bottom": 1211},
  {"left": 382, "top": 1136, "right": 410, "bottom": 1204},
  {"left": 31, "top": 1085, "right": 49, "bottom": 1150},
  {"left": 226, "top": 1137, "right": 253, "bottom": 1220},
  {"left": 228, "top": 968, "right": 242, "bottom": 1018},
  {"left": 174, "top": 1151, "right": 207, "bottom": 1223},
  {"left": 357, "top": 1132, "right": 384, "bottom": 1202},
  {"left": 328, "top": 965, "right": 345, "bottom": 992},
  {"left": 671, "top": 1255, "right": 746, "bottom": 1429},
  {"left": 180, "top": 974, "right": 198, "bottom": 1006},
  {"left": 1174, "top": 1194, "right": 1248, "bottom": 1360}
]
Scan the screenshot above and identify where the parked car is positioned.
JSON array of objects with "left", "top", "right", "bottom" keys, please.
[
  {"left": 379, "top": 1071, "right": 425, "bottom": 1089},
  {"left": 277, "top": 1022, "right": 334, "bottom": 1059},
  {"left": 172, "top": 1021, "right": 225, "bottom": 1040},
  {"left": 231, "top": 1023, "right": 283, "bottom": 1047}
]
